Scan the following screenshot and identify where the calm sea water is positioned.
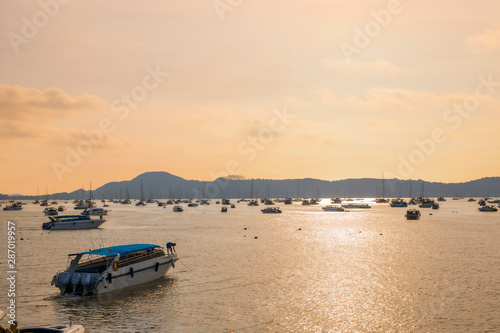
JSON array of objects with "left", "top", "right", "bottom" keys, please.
[{"left": 1, "top": 199, "right": 499, "bottom": 332}]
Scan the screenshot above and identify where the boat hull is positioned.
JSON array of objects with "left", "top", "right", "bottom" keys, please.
[
  {"left": 95, "top": 256, "right": 177, "bottom": 294},
  {"left": 43, "top": 219, "right": 106, "bottom": 230}
]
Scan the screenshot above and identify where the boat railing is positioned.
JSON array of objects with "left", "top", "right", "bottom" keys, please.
[{"left": 118, "top": 250, "right": 165, "bottom": 267}]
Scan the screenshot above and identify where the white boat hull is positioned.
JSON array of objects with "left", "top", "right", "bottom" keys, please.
[
  {"left": 43, "top": 219, "right": 106, "bottom": 230},
  {"left": 95, "top": 256, "right": 177, "bottom": 294}
]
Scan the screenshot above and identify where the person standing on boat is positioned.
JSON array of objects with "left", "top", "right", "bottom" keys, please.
[{"left": 166, "top": 242, "right": 176, "bottom": 254}]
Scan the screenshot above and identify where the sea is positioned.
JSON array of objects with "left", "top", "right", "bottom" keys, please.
[{"left": 1, "top": 198, "right": 499, "bottom": 332}]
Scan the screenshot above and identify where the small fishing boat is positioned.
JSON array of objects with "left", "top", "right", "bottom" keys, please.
[
  {"left": 42, "top": 215, "right": 106, "bottom": 230},
  {"left": 51, "top": 243, "right": 178, "bottom": 296},
  {"left": 322, "top": 205, "right": 345, "bottom": 212},
  {"left": 478, "top": 205, "right": 498, "bottom": 212},
  {"left": 405, "top": 209, "right": 421, "bottom": 220},
  {"left": 44, "top": 207, "right": 59, "bottom": 216},
  {"left": 81, "top": 207, "right": 109, "bottom": 216},
  {"left": 261, "top": 207, "right": 282, "bottom": 214},
  {"left": 3, "top": 202, "right": 23, "bottom": 211},
  {"left": 341, "top": 203, "right": 371, "bottom": 209}
]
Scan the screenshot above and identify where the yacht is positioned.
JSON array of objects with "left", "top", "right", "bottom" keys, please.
[
  {"left": 432, "top": 203, "right": 440, "bottom": 210},
  {"left": 187, "top": 202, "right": 199, "bottom": 207},
  {"left": 42, "top": 215, "right": 106, "bottom": 230},
  {"left": 173, "top": 205, "right": 183, "bottom": 212},
  {"left": 43, "top": 207, "right": 59, "bottom": 216},
  {"left": 58, "top": 206, "right": 66, "bottom": 212},
  {"left": 81, "top": 207, "right": 109, "bottom": 216},
  {"left": 74, "top": 200, "right": 96, "bottom": 210},
  {"left": 322, "top": 205, "right": 345, "bottom": 212},
  {"left": 284, "top": 197, "right": 293, "bottom": 204},
  {"left": 261, "top": 207, "right": 282, "bottom": 214},
  {"left": 330, "top": 197, "right": 342, "bottom": 204},
  {"left": 437, "top": 197, "right": 446, "bottom": 202},
  {"left": 51, "top": 243, "right": 178, "bottom": 296},
  {"left": 405, "top": 209, "right": 421, "bottom": 220},
  {"left": 222, "top": 198, "right": 231, "bottom": 205},
  {"left": 221, "top": 207, "right": 228, "bottom": 212},
  {"left": 248, "top": 200, "right": 259, "bottom": 206},
  {"left": 135, "top": 200, "right": 147, "bottom": 206},
  {"left": 418, "top": 199, "right": 435, "bottom": 208}
]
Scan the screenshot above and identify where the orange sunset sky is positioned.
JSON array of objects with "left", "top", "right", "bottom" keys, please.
[{"left": 1, "top": 1, "right": 500, "bottom": 195}]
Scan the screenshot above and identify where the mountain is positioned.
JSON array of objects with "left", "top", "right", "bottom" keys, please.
[{"left": 4, "top": 172, "right": 500, "bottom": 200}]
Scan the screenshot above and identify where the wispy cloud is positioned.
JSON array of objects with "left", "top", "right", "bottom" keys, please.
[
  {"left": 465, "top": 25, "right": 500, "bottom": 53},
  {"left": 0, "top": 84, "right": 107, "bottom": 121}
]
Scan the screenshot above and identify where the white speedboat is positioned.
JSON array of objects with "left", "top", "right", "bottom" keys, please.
[
  {"left": 42, "top": 215, "right": 106, "bottom": 230},
  {"left": 81, "top": 207, "right": 109, "bottom": 216},
  {"left": 405, "top": 209, "right": 421, "bottom": 220},
  {"left": 44, "top": 207, "right": 59, "bottom": 216},
  {"left": 322, "top": 205, "right": 345, "bottom": 212},
  {"left": 261, "top": 207, "right": 282, "bottom": 214},
  {"left": 51, "top": 243, "right": 178, "bottom": 296}
]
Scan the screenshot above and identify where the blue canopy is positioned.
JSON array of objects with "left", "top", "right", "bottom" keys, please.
[{"left": 74, "top": 244, "right": 162, "bottom": 257}]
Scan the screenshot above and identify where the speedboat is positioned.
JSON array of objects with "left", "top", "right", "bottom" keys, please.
[
  {"left": 341, "top": 203, "right": 371, "bottom": 209},
  {"left": 478, "top": 205, "right": 498, "bottom": 212},
  {"left": 44, "top": 207, "right": 59, "bottom": 216},
  {"left": 261, "top": 207, "right": 282, "bottom": 214},
  {"left": 42, "top": 215, "right": 106, "bottom": 230},
  {"left": 1, "top": 310, "right": 85, "bottom": 333},
  {"left": 322, "top": 205, "right": 345, "bottom": 212},
  {"left": 51, "top": 243, "right": 178, "bottom": 296},
  {"left": 81, "top": 207, "right": 109, "bottom": 216},
  {"left": 405, "top": 209, "right": 421, "bottom": 220}
]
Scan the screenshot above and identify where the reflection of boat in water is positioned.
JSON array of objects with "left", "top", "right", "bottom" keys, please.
[
  {"left": 51, "top": 243, "right": 178, "bottom": 296},
  {"left": 405, "top": 209, "right": 421, "bottom": 220},
  {"left": 341, "top": 203, "right": 371, "bottom": 209},
  {"left": 322, "top": 205, "right": 345, "bottom": 212},
  {"left": 261, "top": 207, "right": 282, "bottom": 214},
  {"left": 42, "top": 215, "right": 106, "bottom": 230}
]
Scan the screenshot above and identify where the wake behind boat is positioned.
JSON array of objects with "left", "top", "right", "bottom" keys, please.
[
  {"left": 42, "top": 215, "right": 106, "bottom": 230},
  {"left": 51, "top": 243, "right": 178, "bottom": 296}
]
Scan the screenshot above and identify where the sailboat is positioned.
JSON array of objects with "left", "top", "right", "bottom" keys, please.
[
  {"left": 136, "top": 180, "right": 147, "bottom": 206},
  {"left": 248, "top": 179, "right": 259, "bottom": 206},
  {"left": 375, "top": 174, "right": 389, "bottom": 203}
]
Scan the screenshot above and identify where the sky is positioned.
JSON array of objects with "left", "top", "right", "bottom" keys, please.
[{"left": 1, "top": 0, "right": 500, "bottom": 194}]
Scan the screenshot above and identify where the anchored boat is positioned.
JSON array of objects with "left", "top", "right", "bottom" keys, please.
[
  {"left": 42, "top": 215, "right": 106, "bottom": 230},
  {"left": 51, "top": 243, "right": 178, "bottom": 296}
]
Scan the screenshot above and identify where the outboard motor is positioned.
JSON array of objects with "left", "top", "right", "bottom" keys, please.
[
  {"left": 80, "top": 273, "right": 92, "bottom": 295},
  {"left": 55, "top": 272, "right": 71, "bottom": 294},
  {"left": 71, "top": 273, "right": 82, "bottom": 294}
]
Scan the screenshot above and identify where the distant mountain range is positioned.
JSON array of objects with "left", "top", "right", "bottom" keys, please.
[{"left": 2, "top": 171, "right": 500, "bottom": 200}]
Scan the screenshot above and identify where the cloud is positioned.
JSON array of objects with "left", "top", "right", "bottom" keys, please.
[
  {"left": 465, "top": 26, "right": 500, "bottom": 53},
  {"left": 0, "top": 84, "right": 108, "bottom": 121},
  {"left": 323, "top": 57, "right": 401, "bottom": 74}
]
